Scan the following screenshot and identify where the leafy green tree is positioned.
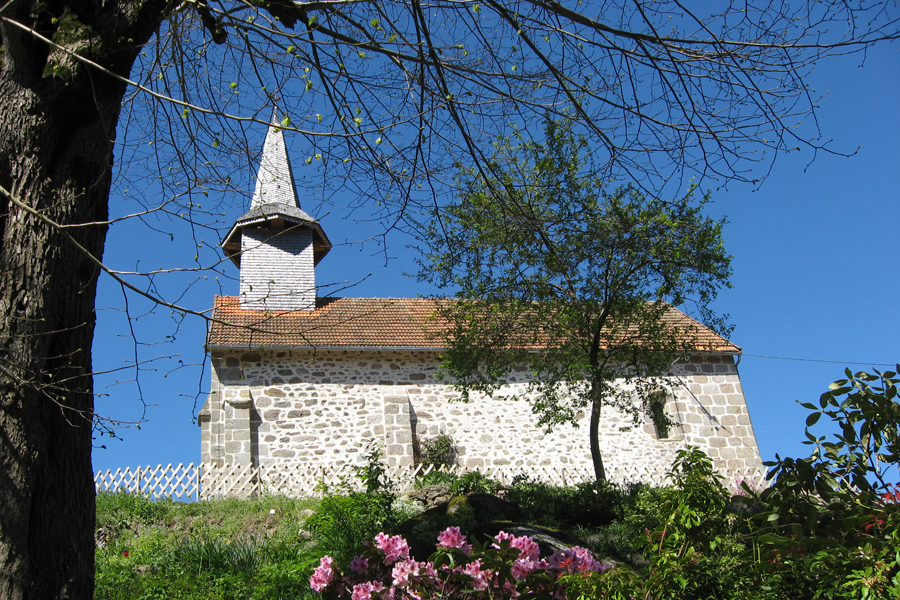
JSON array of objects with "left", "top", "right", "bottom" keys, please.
[{"left": 419, "top": 119, "right": 732, "bottom": 481}]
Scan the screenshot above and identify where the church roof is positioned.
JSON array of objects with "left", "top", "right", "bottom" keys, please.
[{"left": 206, "top": 295, "right": 741, "bottom": 353}]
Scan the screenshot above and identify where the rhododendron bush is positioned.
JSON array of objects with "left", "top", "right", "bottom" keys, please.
[{"left": 310, "top": 527, "right": 610, "bottom": 599}]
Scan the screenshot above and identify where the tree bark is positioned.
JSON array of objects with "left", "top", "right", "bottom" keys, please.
[
  {"left": 0, "top": 1, "right": 170, "bottom": 596},
  {"left": 589, "top": 388, "right": 607, "bottom": 483},
  {"left": 0, "top": 75, "right": 112, "bottom": 600}
]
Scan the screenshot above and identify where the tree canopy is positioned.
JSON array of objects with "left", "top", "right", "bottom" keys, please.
[{"left": 419, "top": 118, "right": 732, "bottom": 481}]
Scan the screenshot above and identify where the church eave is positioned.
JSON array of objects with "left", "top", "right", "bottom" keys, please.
[{"left": 221, "top": 215, "right": 332, "bottom": 267}]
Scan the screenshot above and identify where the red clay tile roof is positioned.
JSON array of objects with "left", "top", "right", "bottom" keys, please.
[{"left": 206, "top": 296, "right": 740, "bottom": 353}]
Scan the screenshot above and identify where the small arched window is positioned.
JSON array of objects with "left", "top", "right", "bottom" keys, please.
[{"left": 648, "top": 391, "right": 671, "bottom": 440}]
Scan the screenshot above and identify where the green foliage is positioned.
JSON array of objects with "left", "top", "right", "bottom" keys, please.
[
  {"left": 413, "top": 470, "right": 458, "bottom": 488},
  {"left": 303, "top": 493, "right": 393, "bottom": 564},
  {"left": 449, "top": 471, "right": 502, "bottom": 495},
  {"left": 644, "top": 448, "right": 750, "bottom": 600},
  {"left": 170, "top": 533, "right": 265, "bottom": 577},
  {"left": 562, "top": 566, "right": 647, "bottom": 600},
  {"left": 96, "top": 490, "right": 176, "bottom": 529},
  {"left": 753, "top": 366, "right": 900, "bottom": 600},
  {"left": 416, "top": 433, "right": 457, "bottom": 469},
  {"left": 351, "top": 441, "right": 394, "bottom": 496},
  {"left": 94, "top": 492, "right": 320, "bottom": 600},
  {"left": 419, "top": 116, "right": 732, "bottom": 481},
  {"left": 507, "top": 476, "right": 625, "bottom": 529},
  {"left": 252, "top": 562, "right": 321, "bottom": 600}
]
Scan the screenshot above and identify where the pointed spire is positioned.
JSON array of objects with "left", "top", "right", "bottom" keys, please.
[{"left": 250, "top": 112, "right": 300, "bottom": 209}]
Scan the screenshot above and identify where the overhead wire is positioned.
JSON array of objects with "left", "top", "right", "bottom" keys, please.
[{"left": 741, "top": 354, "right": 896, "bottom": 368}]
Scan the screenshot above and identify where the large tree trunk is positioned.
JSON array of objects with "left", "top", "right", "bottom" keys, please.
[
  {"left": 0, "top": 78, "right": 112, "bottom": 600},
  {"left": 0, "top": 1, "right": 170, "bottom": 596}
]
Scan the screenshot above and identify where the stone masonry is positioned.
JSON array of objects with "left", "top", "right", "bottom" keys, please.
[{"left": 200, "top": 349, "right": 764, "bottom": 487}]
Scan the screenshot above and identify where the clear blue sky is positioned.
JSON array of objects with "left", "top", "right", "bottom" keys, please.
[{"left": 91, "top": 42, "right": 899, "bottom": 478}]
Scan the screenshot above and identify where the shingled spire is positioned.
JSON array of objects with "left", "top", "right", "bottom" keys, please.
[
  {"left": 250, "top": 114, "right": 300, "bottom": 209},
  {"left": 221, "top": 113, "right": 331, "bottom": 311}
]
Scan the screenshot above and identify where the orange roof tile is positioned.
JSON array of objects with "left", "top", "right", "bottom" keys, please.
[{"left": 206, "top": 296, "right": 740, "bottom": 354}]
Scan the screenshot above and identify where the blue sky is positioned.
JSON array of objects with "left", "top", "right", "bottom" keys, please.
[{"left": 91, "top": 41, "right": 899, "bottom": 479}]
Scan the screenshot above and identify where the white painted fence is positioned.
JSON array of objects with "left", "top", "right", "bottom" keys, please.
[{"left": 94, "top": 462, "right": 768, "bottom": 501}]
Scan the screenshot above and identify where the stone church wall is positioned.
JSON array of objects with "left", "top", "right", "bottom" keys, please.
[{"left": 200, "top": 349, "right": 764, "bottom": 486}]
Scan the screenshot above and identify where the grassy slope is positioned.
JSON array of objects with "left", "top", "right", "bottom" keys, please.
[{"left": 95, "top": 492, "right": 321, "bottom": 600}]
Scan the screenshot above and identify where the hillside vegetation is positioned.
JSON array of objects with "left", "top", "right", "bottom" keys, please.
[{"left": 96, "top": 368, "right": 900, "bottom": 599}]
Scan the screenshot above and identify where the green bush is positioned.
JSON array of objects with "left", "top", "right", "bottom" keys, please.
[
  {"left": 417, "top": 433, "right": 457, "bottom": 468},
  {"left": 449, "top": 471, "right": 502, "bottom": 495},
  {"left": 413, "top": 470, "right": 458, "bottom": 488},
  {"left": 752, "top": 366, "right": 900, "bottom": 599},
  {"left": 303, "top": 493, "right": 392, "bottom": 564},
  {"left": 506, "top": 476, "right": 629, "bottom": 529},
  {"left": 643, "top": 447, "right": 750, "bottom": 600}
]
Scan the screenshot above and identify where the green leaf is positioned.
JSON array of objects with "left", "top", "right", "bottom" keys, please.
[
  {"left": 806, "top": 411, "right": 821, "bottom": 427},
  {"left": 281, "top": 116, "right": 291, "bottom": 127}
]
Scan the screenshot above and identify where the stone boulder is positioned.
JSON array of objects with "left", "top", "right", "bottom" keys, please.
[
  {"left": 407, "top": 484, "right": 454, "bottom": 511},
  {"left": 471, "top": 522, "right": 588, "bottom": 556}
]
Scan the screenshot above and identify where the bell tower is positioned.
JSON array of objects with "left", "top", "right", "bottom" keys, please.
[{"left": 221, "top": 115, "right": 331, "bottom": 311}]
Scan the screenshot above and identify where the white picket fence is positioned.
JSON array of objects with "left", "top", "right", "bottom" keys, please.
[{"left": 94, "top": 462, "right": 768, "bottom": 501}]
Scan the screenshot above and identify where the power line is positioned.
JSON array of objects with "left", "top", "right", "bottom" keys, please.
[{"left": 742, "top": 354, "right": 896, "bottom": 368}]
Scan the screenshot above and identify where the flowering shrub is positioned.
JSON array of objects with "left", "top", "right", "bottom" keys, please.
[{"left": 310, "top": 526, "right": 610, "bottom": 599}]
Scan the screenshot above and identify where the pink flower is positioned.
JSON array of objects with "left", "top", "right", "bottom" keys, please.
[
  {"left": 350, "top": 555, "right": 371, "bottom": 575},
  {"left": 511, "top": 557, "right": 539, "bottom": 579},
  {"left": 310, "top": 555, "right": 336, "bottom": 592},
  {"left": 350, "top": 580, "right": 385, "bottom": 600},
  {"left": 436, "top": 526, "right": 472, "bottom": 555},
  {"left": 392, "top": 558, "right": 421, "bottom": 587},
  {"left": 494, "top": 531, "right": 540, "bottom": 562},
  {"left": 374, "top": 532, "right": 410, "bottom": 564},
  {"left": 463, "top": 559, "right": 494, "bottom": 591},
  {"left": 546, "top": 547, "right": 607, "bottom": 575},
  {"left": 421, "top": 561, "right": 438, "bottom": 579}
]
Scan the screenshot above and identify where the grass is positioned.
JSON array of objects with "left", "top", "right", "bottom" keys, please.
[{"left": 95, "top": 491, "right": 322, "bottom": 600}]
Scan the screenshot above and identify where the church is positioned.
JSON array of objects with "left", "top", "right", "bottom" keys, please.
[{"left": 198, "top": 120, "right": 765, "bottom": 496}]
